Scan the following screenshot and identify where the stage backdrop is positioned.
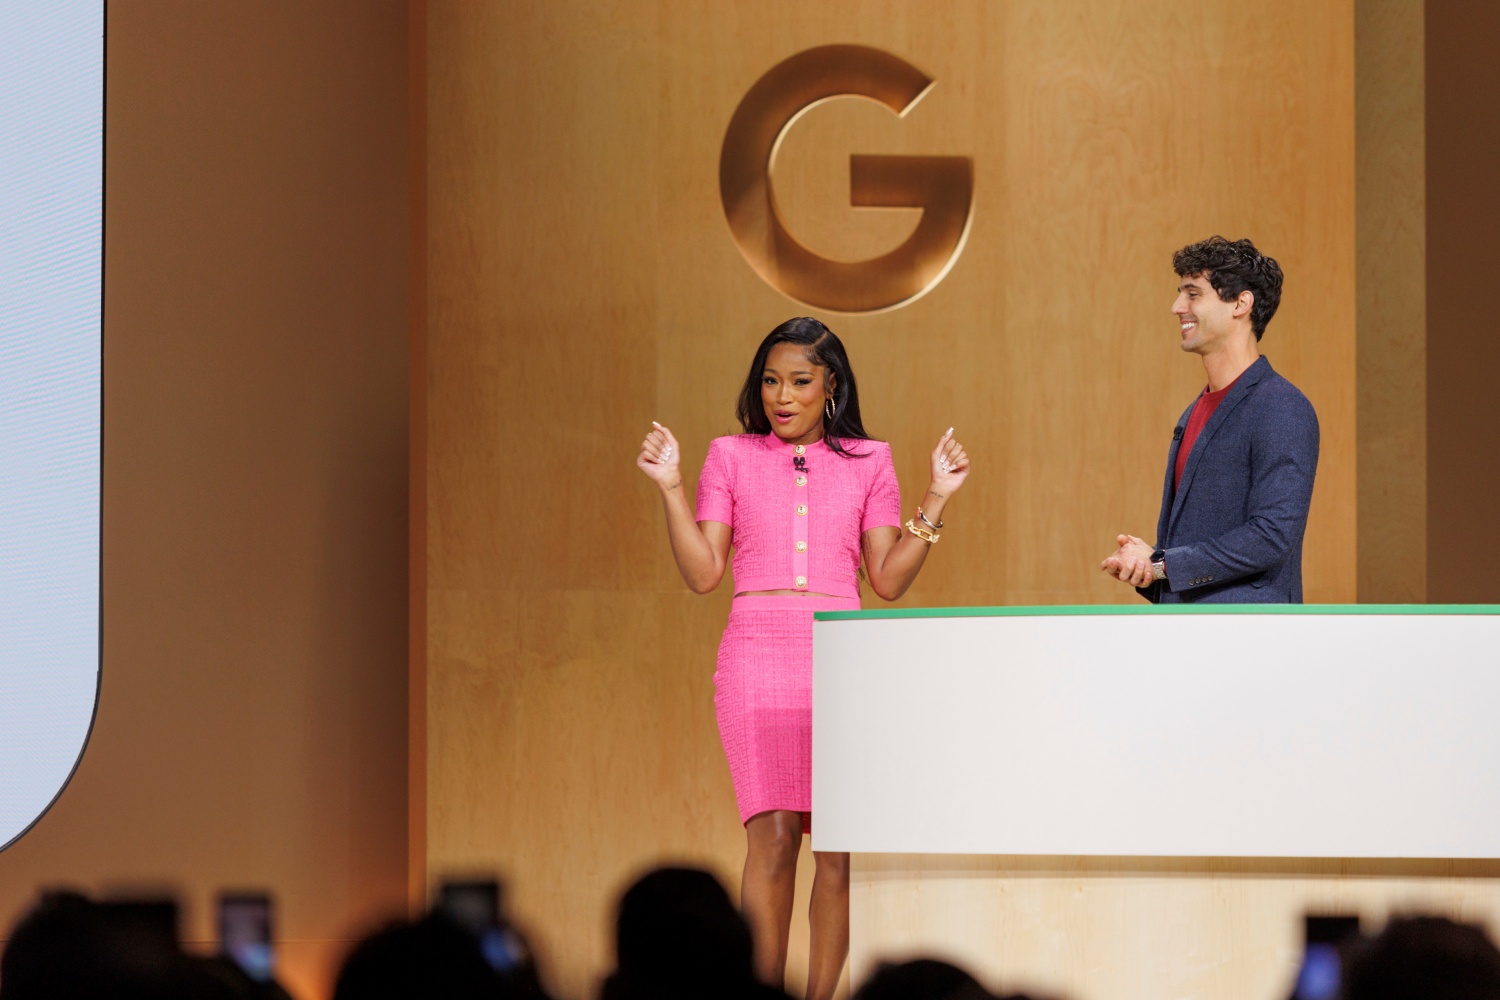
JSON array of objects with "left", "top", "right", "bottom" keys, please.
[{"left": 417, "top": 3, "right": 1355, "bottom": 997}]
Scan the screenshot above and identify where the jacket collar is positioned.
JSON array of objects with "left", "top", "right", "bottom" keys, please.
[
  {"left": 1166, "top": 355, "right": 1273, "bottom": 535},
  {"left": 761, "top": 432, "right": 828, "bottom": 454}
]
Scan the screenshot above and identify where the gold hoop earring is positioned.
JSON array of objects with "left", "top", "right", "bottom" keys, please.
[{"left": 825, "top": 398, "right": 836, "bottom": 421}]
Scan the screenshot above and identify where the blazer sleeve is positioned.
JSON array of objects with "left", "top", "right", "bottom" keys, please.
[{"left": 1162, "top": 391, "right": 1320, "bottom": 593}]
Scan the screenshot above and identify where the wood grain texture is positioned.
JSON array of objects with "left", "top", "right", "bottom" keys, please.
[
  {"left": 410, "top": 0, "right": 431, "bottom": 912},
  {"left": 422, "top": 2, "right": 1357, "bottom": 996},
  {"left": 852, "top": 854, "right": 1500, "bottom": 1000},
  {"left": 1356, "top": 0, "right": 1425, "bottom": 602}
]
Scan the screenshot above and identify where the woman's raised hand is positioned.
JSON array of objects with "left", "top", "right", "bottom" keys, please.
[
  {"left": 637, "top": 421, "right": 682, "bottom": 485},
  {"left": 929, "top": 427, "right": 971, "bottom": 494}
]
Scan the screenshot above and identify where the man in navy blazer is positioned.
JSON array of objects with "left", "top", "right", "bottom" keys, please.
[{"left": 1101, "top": 237, "right": 1319, "bottom": 603}]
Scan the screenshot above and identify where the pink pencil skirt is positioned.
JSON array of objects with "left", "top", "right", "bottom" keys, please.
[{"left": 714, "top": 594, "right": 861, "bottom": 832}]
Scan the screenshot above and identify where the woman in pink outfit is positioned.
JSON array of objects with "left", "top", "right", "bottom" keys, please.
[{"left": 635, "top": 317, "right": 970, "bottom": 1000}]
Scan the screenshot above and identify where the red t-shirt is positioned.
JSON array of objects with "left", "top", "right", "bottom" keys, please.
[{"left": 1174, "top": 370, "right": 1246, "bottom": 491}]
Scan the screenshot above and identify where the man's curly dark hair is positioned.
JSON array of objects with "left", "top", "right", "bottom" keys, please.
[{"left": 1172, "top": 236, "right": 1283, "bottom": 341}]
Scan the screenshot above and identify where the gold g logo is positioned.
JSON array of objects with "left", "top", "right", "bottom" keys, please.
[{"left": 719, "top": 45, "right": 974, "bottom": 314}]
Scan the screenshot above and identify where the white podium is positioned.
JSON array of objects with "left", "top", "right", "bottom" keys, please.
[{"left": 812, "top": 605, "right": 1500, "bottom": 1000}]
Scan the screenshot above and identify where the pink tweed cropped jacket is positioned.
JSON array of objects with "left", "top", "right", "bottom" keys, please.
[{"left": 695, "top": 433, "right": 902, "bottom": 600}]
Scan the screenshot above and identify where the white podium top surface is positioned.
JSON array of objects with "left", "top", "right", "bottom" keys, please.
[{"left": 811, "top": 606, "right": 1500, "bottom": 858}]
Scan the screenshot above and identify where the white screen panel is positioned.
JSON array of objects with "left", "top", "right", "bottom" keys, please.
[{"left": 0, "top": 2, "right": 104, "bottom": 852}]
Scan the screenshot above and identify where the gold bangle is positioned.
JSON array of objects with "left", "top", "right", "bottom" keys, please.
[{"left": 905, "top": 519, "right": 940, "bottom": 544}]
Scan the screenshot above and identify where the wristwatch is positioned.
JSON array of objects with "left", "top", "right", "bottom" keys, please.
[{"left": 1150, "top": 548, "right": 1168, "bottom": 582}]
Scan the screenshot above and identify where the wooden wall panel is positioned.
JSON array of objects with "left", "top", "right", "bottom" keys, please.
[
  {"left": 852, "top": 854, "right": 1500, "bottom": 1000},
  {"left": 409, "top": 0, "right": 431, "bottom": 911},
  {"left": 423, "top": 3, "right": 1356, "bottom": 997},
  {"left": 1356, "top": 0, "right": 1425, "bottom": 602},
  {"left": 1427, "top": 4, "right": 1500, "bottom": 603}
]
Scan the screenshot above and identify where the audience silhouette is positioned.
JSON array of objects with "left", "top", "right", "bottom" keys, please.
[
  {"left": 599, "top": 866, "right": 790, "bottom": 1000},
  {"left": 7, "top": 876, "right": 1500, "bottom": 1000},
  {"left": 1342, "top": 915, "right": 1500, "bottom": 1000},
  {"left": 851, "top": 959, "right": 997, "bottom": 1000},
  {"left": 850, "top": 957, "right": 1050, "bottom": 1000},
  {"left": 0, "top": 890, "right": 280, "bottom": 1000},
  {"left": 333, "top": 913, "right": 520, "bottom": 1000}
]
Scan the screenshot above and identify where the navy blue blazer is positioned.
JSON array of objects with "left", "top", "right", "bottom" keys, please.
[{"left": 1138, "top": 356, "right": 1319, "bottom": 604}]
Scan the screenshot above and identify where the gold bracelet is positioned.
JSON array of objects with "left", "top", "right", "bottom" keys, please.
[
  {"left": 916, "top": 506, "right": 943, "bottom": 530},
  {"left": 905, "top": 519, "right": 940, "bottom": 544}
]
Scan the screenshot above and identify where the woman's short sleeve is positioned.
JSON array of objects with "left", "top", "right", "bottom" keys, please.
[
  {"left": 695, "top": 437, "right": 734, "bottom": 525},
  {"left": 861, "top": 444, "right": 903, "bottom": 533}
]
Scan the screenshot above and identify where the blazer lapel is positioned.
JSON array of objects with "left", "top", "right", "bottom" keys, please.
[
  {"left": 1158, "top": 409, "right": 1190, "bottom": 544},
  {"left": 1166, "top": 356, "right": 1272, "bottom": 538}
]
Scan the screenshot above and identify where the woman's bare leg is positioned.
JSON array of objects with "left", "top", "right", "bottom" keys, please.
[
  {"left": 742, "top": 810, "right": 804, "bottom": 988},
  {"left": 806, "top": 850, "right": 850, "bottom": 1000}
]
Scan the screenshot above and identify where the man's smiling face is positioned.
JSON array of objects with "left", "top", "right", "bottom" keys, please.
[{"left": 1171, "top": 271, "right": 1246, "bottom": 356}]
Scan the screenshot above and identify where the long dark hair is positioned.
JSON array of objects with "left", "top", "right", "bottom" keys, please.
[{"left": 735, "top": 317, "right": 874, "bottom": 458}]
